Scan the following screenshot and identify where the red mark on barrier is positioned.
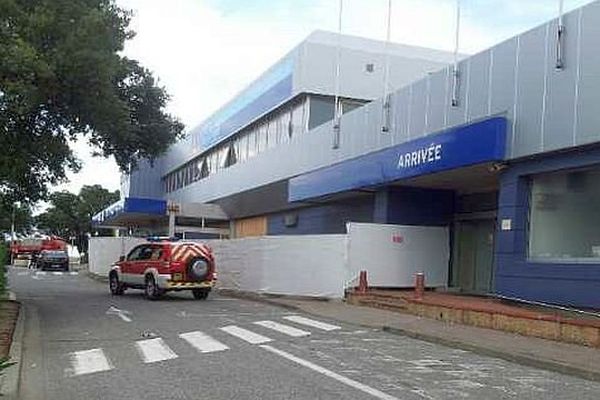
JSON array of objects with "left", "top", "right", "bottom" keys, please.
[{"left": 392, "top": 235, "right": 404, "bottom": 244}]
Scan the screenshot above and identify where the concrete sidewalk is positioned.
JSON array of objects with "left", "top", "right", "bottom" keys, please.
[{"left": 220, "top": 290, "right": 600, "bottom": 382}]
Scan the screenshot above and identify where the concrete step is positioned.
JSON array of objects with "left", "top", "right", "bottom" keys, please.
[{"left": 348, "top": 296, "right": 410, "bottom": 312}]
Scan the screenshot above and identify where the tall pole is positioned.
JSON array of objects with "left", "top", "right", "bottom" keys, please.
[
  {"left": 10, "top": 202, "right": 15, "bottom": 240},
  {"left": 381, "top": 0, "right": 393, "bottom": 133},
  {"left": 332, "top": 0, "right": 343, "bottom": 149},
  {"left": 451, "top": 0, "right": 461, "bottom": 107},
  {"left": 453, "top": 0, "right": 461, "bottom": 68},
  {"left": 556, "top": 0, "right": 566, "bottom": 69}
]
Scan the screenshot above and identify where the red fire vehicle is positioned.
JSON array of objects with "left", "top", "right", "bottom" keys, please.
[{"left": 9, "top": 236, "right": 68, "bottom": 266}]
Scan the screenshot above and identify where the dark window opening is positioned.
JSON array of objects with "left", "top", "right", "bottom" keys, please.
[
  {"left": 224, "top": 144, "right": 237, "bottom": 168},
  {"left": 200, "top": 159, "right": 209, "bottom": 179}
]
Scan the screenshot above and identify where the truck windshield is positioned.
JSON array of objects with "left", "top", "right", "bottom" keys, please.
[{"left": 43, "top": 251, "right": 67, "bottom": 257}]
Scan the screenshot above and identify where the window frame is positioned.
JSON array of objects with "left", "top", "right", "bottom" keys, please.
[{"left": 526, "top": 166, "right": 600, "bottom": 264}]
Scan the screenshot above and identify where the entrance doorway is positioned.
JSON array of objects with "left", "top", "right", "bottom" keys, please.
[{"left": 453, "top": 219, "right": 495, "bottom": 294}]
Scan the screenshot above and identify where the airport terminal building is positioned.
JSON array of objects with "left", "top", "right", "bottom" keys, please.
[{"left": 95, "top": 1, "right": 600, "bottom": 309}]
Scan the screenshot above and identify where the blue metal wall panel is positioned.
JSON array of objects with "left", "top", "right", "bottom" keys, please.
[
  {"left": 426, "top": 69, "right": 448, "bottom": 134},
  {"left": 495, "top": 147, "right": 600, "bottom": 308},
  {"left": 489, "top": 38, "right": 517, "bottom": 156},
  {"left": 289, "top": 117, "right": 507, "bottom": 202},
  {"left": 123, "top": 198, "right": 167, "bottom": 215},
  {"left": 127, "top": 158, "right": 165, "bottom": 199},
  {"left": 576, "top": 1, "right": 600, "bottom": 146},
  {"left": 467, "top": 50, "right": 491, "bottom": 120},
  {"left": 543, "top": 16, "right": 578, "bottom": 152},
  {"left": 513, "top": 24, "right": 547, "bottom": 157},
  {"left": 409, "top": 79, "right": 428, "bottom": 138},
  {"left": 267, "top": 197, "right": 373, "bottom": 235},
  {"left": 385, "top": 187, "right": 455, "bottom": 227}
]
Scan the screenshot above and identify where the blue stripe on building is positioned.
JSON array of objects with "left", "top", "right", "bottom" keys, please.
[{"left": 289, "top": 117, "right": 507, "bottom": 202}]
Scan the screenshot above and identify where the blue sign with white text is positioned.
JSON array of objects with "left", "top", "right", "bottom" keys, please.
[{"left": 289, "top": 117, "right": 507, "bottom": 202}]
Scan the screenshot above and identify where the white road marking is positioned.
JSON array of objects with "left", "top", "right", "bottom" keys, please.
[
  {"left": 52, "top": 271, "right": 63, "bottom": 276},
  {"left": 17, "top": 271, "right": 29, "bottom": 276},
  {"left": 70, "top": 271, "right": 79, "bottom": 275},
  {"left": 219, "top": 325, "right": 273, "bottom": 344},
  {"left": 106, "top": 306, "right": 132, "bottom": 322},
  {"left": 136, "top": 338, "right": 178, "bottom": 363},
  {"left": 283, "top": 316, "right": 341, "bottom": 331},
  {"left": 180, "top": 331, "right": 230, "bottom": 353},
  {"left": 67, "top": 348, "right": 113, "bottom": 376},
  {"left": 36, "top": 271, "right": 47, "bottom": 276},
  {"left": 261, "top": 345, "right": 399, "bottom": 400},
  {"left": 254, "top": 320, "right": 311, "bottom": 337}
]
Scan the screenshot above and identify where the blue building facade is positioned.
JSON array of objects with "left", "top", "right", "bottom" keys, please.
[{"left": 107, "top": 2, "right": 600, "bottom": 309}]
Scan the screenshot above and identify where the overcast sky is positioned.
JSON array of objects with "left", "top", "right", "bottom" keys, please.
[{"left": 53, "top": 0, "right": 592, "bottom": 196}]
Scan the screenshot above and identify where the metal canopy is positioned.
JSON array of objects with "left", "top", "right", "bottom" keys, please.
[{"left": 92, "top": 197, "right": 229, "bottom": 231}]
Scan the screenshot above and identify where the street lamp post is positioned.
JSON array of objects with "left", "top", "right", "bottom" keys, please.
[{"left": 10, "top": 201, "right": 20, "bottom": 240}]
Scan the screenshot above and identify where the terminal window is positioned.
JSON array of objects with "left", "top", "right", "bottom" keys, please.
[{"left": 528, "top": 166, "right": 600, "bottom": 262}]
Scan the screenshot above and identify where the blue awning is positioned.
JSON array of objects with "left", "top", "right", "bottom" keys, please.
[
  {"left": 92, "top": 197, "right": 167, "bottom": 226},
  {"left": 289, "top": 117, "right": 507, "bottom": 202}
]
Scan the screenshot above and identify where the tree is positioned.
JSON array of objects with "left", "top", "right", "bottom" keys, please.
[
  {"left": 78, "top": 184, "right": 120, "bottom": 225},
  {"left": 0, "top": 0, "right": 184, "bottom": 206},
  {"left": 0, "top": 201, "right": 33, "bottom": 234},
  {"left": 35, "top": 185, "right": 119, "bottom": 251}
]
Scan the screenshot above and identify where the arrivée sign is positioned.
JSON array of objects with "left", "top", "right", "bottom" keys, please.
[
  {"left": 397, "top": 143, "right": 442, "bottom": 169},
  {"left": 289, "top": 117, "right": 507, "bottom": 202}
]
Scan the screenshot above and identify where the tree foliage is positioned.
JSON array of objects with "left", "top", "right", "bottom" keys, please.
[
  {"left": 35, "top": 184, "right": 119, "bottom": 250},
  {"left": 0, "top": 0, "right": 184, "bottom": 205},
  {"left": 0, "top": 200, "right": 33, "bottom": 233}
]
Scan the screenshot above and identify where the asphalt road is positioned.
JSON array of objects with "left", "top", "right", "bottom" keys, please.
[{"left": 9, "top": 266, "right": 600, "bottom": 400}]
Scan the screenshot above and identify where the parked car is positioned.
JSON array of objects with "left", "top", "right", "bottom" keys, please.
[
  {"left": 36, "top": 250, "right": 70, "bottom": 271},
  {"left": 108, "top": 239, "right": 216, "bottom": 300}
]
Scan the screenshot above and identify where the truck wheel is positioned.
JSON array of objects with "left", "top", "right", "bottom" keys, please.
[
  {"left": 145, "top": 275, "right": 162, "bottom": 300},
  {"left": 192, "top": 289, "right": 209, "bottom": 300},
  {"left": 109, "top": 272, "right": 125, "bottom": 295}
]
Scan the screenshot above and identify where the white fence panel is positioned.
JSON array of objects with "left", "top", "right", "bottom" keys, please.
[
  {"left": 88, "top": 237, "right": 146, "bottom": 276},
  {"left": 208, "top": 235, "right": 347, "bottom": 298},
  {"left": 346, "top": 223, "right": 449, "bottom": 288},
  {"left": 88, "top": 225, "right": 448, "bottom": 296}
]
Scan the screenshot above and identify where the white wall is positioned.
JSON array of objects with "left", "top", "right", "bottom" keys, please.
[
  {"left": 88, "top": 237, "right": 146, "bottom": 276},
  {"left": 87, "top": 224, "right": 449, "bottom": 297},
  {"left": 207, "top": 235, "right": 347, "bottom": 298},
  {"left": 346, "top": 223, "right": 449, "bottom": 288}
]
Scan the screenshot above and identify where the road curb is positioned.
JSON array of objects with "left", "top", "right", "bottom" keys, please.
[
  {"left": 216, "top": 289, "right": 330, "bottom": 312},
  {"left": 0, "top": 298, "right": 24, "bottom": 399},
  {"left": 219, "top": 290, "right": 600, "bottom": 383},
  {"left": 86, "top": 271, "right": 108, "bottom": 283}
]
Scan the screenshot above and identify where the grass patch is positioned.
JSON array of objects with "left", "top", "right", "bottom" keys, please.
[
  {"left": 0, "top": 244, "right": 15, "bottom": 380},
  {"left": 0, "top": 356, "right": 15, "bottom": 379}
]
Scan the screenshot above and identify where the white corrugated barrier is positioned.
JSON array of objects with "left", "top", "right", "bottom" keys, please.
[
  {"left": 88, "top": 237, "right": 146, "bottom": 276},
  {"left": 207, "top": 235, "right": 347, "bottom": 298},
  {"left": 346, "top": 223, "right": 449, "bottom": 288},
  {"left": 87, "top": 223, "right": 449, "bottom": 298}
]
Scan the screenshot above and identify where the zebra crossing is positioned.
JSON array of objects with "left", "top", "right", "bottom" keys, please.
[
  {"left": 66, "top": 316, "right": 341, "bottom": 377},
  {"left": 17, "top": 269, "right": 79, "bottom": 277}
]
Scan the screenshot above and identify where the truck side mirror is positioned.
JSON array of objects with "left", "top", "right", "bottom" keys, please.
[{"left": 119, "top": 255, "right": 125, "bottom": 262}]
